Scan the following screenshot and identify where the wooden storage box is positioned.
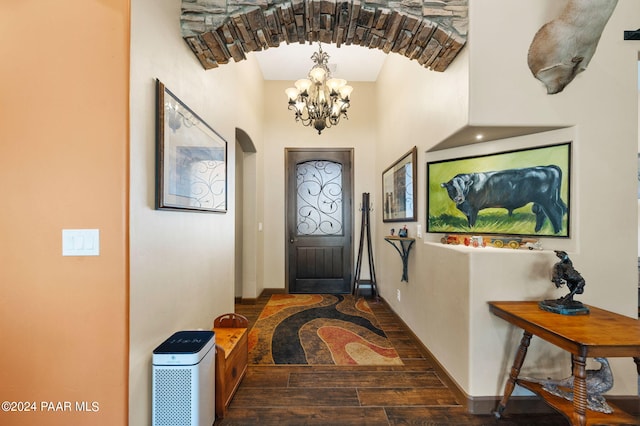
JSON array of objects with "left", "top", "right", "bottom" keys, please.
[{"left": 213, "top": 313, "right": 248, "bottom": 419}]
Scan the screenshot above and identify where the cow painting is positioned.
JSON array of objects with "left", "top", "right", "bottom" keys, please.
[{"left": 440, "top": 165, "right": 567, "bottom": 234}]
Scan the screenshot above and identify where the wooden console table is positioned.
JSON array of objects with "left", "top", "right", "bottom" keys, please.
[{"left": 488, "top": 301, "right": 640, "bottom": 426}]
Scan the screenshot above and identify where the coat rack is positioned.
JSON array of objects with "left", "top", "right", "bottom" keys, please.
[{"left": 353, "top": 192, "right": 378, "bottom": 299}]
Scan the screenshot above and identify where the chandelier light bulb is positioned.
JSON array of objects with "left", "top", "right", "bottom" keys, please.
[
  {"left": 284, "top": 42, "right": 353, "bottom": 135},
  {"left": 326, "top": 78, "right": 346, "bottom": 95},
  {"left": 309, "top": 66, "right": 327, "bottom": 83},
  {"left": 339, "top": 85, "right": 353, "bottom": 100},
  {"left": 294, "top": 79, "right": 312, "bottom": 95},
  {"left": 285, "top": 87, "right": 300, "bottom": 102}
]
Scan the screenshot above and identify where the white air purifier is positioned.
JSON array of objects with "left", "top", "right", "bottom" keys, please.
[{"left": 152, "top": 330, "right": 215, "bottom": 426}]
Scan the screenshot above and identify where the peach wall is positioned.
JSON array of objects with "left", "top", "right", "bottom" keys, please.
[{"left": 0, "top": 1, "right": 129, "bottom": 425}]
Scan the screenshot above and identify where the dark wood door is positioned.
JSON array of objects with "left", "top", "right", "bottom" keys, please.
[{"left": 285, "top": 148, "right": 353, "bottom": 294}]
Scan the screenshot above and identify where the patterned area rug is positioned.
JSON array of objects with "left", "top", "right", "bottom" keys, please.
[{"left": 248, "top": 294, "right": 403, "bottom": 365}]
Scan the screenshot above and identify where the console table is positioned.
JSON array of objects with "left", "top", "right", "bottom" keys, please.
[
  {"left": 384, "top": 236, "right": 415, "bottom": 282},
  {"left": 489, "top": 301, "right": 640, "bottom": 426}
]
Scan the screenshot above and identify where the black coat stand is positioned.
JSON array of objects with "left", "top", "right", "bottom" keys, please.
[{"left": 353, "top": 192, "right": 378, "bottom": 299}]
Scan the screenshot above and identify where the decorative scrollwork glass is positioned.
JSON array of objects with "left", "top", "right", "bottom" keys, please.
[{"left": 296, "top": 160, "right": 343, "bottom": 236}]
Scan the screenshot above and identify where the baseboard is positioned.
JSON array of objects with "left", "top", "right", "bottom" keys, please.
[
  {"left": 377, "top": 297, "right": 640, "bottom": 416},
  {"left": 466, "top": 395, "right": 555, "bottom": 415},
  {"left": 240, "top": 288, "right": 286, "bottom": 305},
  {"left": 610, "top": 396, "right": 640, "bottom": 416}
]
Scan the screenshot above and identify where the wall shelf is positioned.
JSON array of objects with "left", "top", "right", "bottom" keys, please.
[{"left": 384, "top": 236, "right": 415, "bottom": 282}]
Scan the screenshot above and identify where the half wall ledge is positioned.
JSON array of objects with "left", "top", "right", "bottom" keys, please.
[{"left": 180, "top": 0, "right": 468, "bottom": 72}]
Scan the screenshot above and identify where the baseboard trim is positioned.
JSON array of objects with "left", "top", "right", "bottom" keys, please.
[
  {"left": 377, "top": 297, "right": 639, "bottom": 416},
  {"left": 241, "top": 288, "right": 286, "bottom": 305}
]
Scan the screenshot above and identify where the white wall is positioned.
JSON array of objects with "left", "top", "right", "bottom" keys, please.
[
  {"left": 129, "top": 0, "right": 264, "bottom": 424},
  {"left": 375, "top": 0, "right": 639, "bottom": 400}
]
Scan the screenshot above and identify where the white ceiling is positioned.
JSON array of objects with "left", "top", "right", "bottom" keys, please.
[{"left": 252, "top": 43, "right": 388, "bottom": 82}]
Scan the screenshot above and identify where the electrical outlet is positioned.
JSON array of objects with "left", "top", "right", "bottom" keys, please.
[{"left": 397, "top": 289, "right": 401, "bottom": 302}]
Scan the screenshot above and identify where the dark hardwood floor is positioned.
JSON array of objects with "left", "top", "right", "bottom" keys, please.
[{"left": 215, "top": 293, "right": 573, "bottom": 425}]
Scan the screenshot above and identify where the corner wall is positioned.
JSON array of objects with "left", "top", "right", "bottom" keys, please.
[
  {"left": 0, "top": 1, "right": 129, "bottom": 425},
  {"left": 375, "top": 0, "right": 639, "bottom": 402}
]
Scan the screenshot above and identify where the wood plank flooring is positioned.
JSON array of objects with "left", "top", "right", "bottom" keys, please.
[{"left": 215, "top": 293, "right": 572, "bottom": 425}]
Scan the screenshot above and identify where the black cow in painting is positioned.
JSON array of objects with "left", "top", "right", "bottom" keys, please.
[{"left": 440, "top": 165, "right": 567, "bottom": 234}]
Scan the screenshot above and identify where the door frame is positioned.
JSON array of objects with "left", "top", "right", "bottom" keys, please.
[{"left": 284, "top": 147, "right": 354, "bottom": 294}]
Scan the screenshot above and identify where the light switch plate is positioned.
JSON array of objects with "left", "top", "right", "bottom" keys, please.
[{"left": 62, "top": 229, "right": 100, "bottom": 256}]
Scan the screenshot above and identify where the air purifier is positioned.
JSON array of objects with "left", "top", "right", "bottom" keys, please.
[{"left": 152, "top": 330, "right": 215, "bottom": 426}]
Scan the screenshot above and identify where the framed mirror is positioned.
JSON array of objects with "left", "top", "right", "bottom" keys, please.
[{"left": 382, "top": 146, "right": 417, "bottom": 222}]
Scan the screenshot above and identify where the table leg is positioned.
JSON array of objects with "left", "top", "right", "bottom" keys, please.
[
  {"left": 494, "top": 331, "right": 532, "bottom": 418},
  {"left": 571, "top": 354, "right": 587, "bottom": 426}
]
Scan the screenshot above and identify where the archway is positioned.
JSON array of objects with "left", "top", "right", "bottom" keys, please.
[
  {"left": 235, "top": 128, "right": 260, "bottom": 301},
  {"left": 181, "top": 0, "right": 467, "bottom": 72}
]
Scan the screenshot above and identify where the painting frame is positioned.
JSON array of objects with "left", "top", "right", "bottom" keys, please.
[
  {"left": 382, "top": 146, "right": 417, "bottom": 223},
  {"left": 427, "top": 142, "right": 571, "bottom": 237},
  {"left": 156, "top": 79, "right": 228, "bottom": 213}
]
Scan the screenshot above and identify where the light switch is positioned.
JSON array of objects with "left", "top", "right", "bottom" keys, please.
[
  {"left": 416, "top": 224, "right": 422, "bottom": 238},
  {"left": 62, "top": 229, "right": 100, "bottom": 256}
]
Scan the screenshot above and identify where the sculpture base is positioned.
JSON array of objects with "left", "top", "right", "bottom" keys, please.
[{"left": 539, "top": 299, "right": 589, "bottom": 315}]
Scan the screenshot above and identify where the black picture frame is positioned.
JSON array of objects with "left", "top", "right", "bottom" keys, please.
[
  {"left": 427, "top": 142, "right": 571, "bottom": 237},
  {"left": 382, "top": 147, "right": 417, "bottom": 222},
  {"left": 156, "top": 79, "right": 227, "bottom": 213}
]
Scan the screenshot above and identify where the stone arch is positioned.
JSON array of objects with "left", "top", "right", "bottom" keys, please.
[{"left": 181, "top": 0, "right": 467, "bottom": 72}]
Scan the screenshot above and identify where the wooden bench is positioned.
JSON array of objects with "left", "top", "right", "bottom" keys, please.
[{"left": 213, "top": 313, "right": 248, "bottom": 419}]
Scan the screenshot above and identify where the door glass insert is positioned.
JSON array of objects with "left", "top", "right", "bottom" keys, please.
[{"left": 296, "top": 160, "right": 343, "bottom": 236}]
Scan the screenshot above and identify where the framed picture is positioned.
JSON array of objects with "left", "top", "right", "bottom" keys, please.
[
  {"left": 383, "top": 146, "right": 417, "bottom": 222},
  {"left": 427, "top": 142, "right": 571, "bottom": 237},
  {"left": 156, "top": 79, "right": 227, "bottom": 213}
]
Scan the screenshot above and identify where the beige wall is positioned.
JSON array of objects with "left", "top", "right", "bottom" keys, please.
[
  {"left": 0, "top": 1, "right": 129, "bottom": 425},
  {"left": 375, "top": 0, "right": 639, "bottom": 399},
  {"left": 261, "top": 79, "right": 379, "bottom": 290},
  {"left": 128, "top": 0, "right": 264, "bottom": 424}
]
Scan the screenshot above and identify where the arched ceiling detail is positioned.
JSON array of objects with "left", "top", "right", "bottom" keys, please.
[{"left": 181, "top": 0, "right": 467, "bottom": 72}]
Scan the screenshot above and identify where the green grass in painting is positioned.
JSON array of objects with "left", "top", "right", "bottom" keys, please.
[{"left": 428, "top": 209, "right": 567, "bottom": 236}]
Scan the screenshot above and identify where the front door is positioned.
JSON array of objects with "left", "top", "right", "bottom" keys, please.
[{"left": 285, "top": 148, "right": 353, "bottom": 294}]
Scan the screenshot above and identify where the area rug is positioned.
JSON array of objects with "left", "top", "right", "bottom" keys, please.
[{"left": 248, "top": 294, "right": 403, "bottom": 365}]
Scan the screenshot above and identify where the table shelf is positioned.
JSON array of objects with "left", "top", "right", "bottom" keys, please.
[{"left": 517, "top": 380, "right": 637, "bottom": 425}]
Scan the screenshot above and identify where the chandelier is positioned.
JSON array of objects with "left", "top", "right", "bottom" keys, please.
[{"left": 285, "top": 43, "right": 353, "bottom": 135}]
